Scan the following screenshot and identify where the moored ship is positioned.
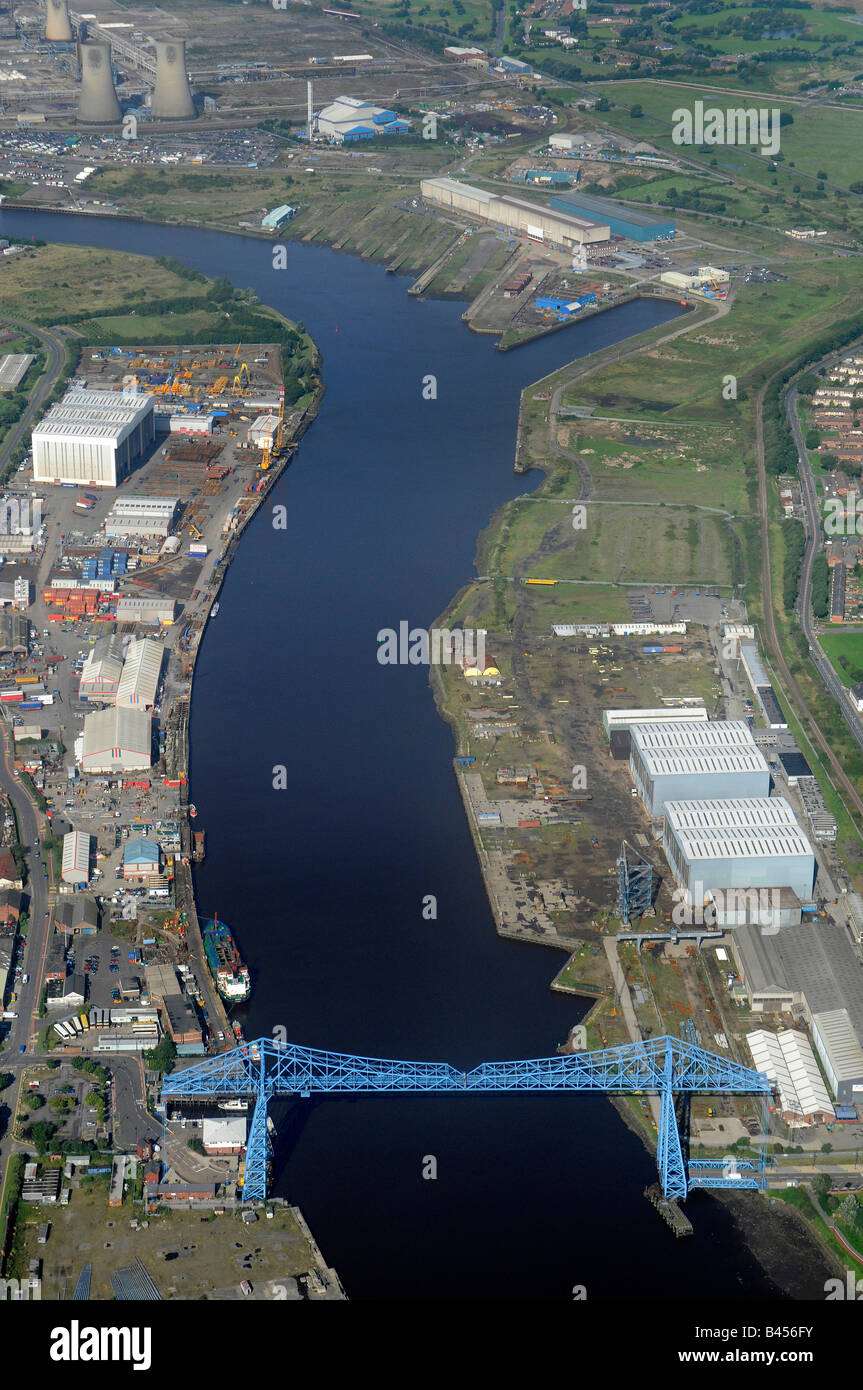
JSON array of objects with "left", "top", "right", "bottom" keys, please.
[{"left": 202, "top": 915, "right": 250, "bottom": 1002}]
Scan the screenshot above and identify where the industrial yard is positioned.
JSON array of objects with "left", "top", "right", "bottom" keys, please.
[
  {"left": 0, "top": 325, "right": 320, "bottom": 1075},
  {"left": 12, "top": 1180, "right": 335, "bottom": 1300},
  {"left": 432, "top": 588, "right": 863, "bottom": 1158}
]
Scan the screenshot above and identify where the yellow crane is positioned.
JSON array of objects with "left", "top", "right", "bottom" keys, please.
[
  {"left": 232, "top": 363, "right": 250, "bottom": 393},
  {"left": 275, "top": 386, "right": 285, "bottom": 452},
  {"left": 188, "top": 523, "right": 203, "bottom": 540},
  {"left": 261, "top": 391, "right": 286, "bottom": 471}
]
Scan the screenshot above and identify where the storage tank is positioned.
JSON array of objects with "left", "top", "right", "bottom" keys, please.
[
  {"left": 150, "top": 39, "right": 196, "bottom": 120},
  {"left": 77, "top": 40, "right": 122, "bottom": 124},
  {"left": 45, "top": 0, "right": 74, "bottom": 42}
]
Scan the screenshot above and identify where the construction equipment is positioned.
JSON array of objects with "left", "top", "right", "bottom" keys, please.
[
  {"left": 188, "top": 523, "right": 203, "bottom": 541},
  {"left": 275, "top": 386, "right": 285, "bottom": 452},
  {"left": 232, "top": 363, "right": 250, "bottom": 393},
  {"left": 213, "top": 376, "right": 229, "bottom": 395}
]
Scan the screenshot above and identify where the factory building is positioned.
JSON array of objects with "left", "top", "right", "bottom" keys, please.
[
  {"left": 201, "top": 1115, "right": 246, "bottom": 1155},
  {"left": 115, "top": 638, "right": 163, "bottom": 710},
  {"left": 602, "top": 705, "right": 707, "bottom": 739},
  {"left": 123, "top": 838, "right": 161, "bottom": 880},
  {"left": 247, "top": 414, "right": 279, "bottom": 449},
  {"left": 663, "top": 797, "right": 816, "bottom": 901},
  {"left": 707, "top": 885, "right": 802, "bottom": 930},
  {"left": 261, "top": 205, "right": 297, "bottom": 230},
  {"left": 421, "top": 178, "right": 610, "bottom": 250},
  {"left": 53, "top": 897, "right": 100, "bottom": 937},
  {"left": 810, "top": 1009, "right": 863, "bottom": 1103},
  {"left": 0, "top": 613, "right": 29, "bottom": 654},
  {"left": 161, "top": 994, "right": 203, "bottom": 1049},
  {"left": 0, "top": 354, "right": 34, "bottom": 391},
  {"left": 79, "top": 634, "right": 125, "bottom": 703},
  {"left": 735, "top": 636, "right": 787, "bottom": 729},
  {"left": 79, "top": 707, "right": 152, "bottom": 773},
  {"left": 317, "top": 96, "right": 410, "bottom": 142},
  {"left": 629, "top": 719, "right": 770, "bottom": 816},
  {"left": 61, "top": 831, "right": 91, "bottom": 886},
  {"left": 104, "top": 496, "right": 179, "bottom": 538},
  {"left": 550, "top": 191, "right": 675, "bottom": 242},
  {"left": 32, "top": 390, "right": 156, "bottom": 489},
  {"left": 746, "top": 1029, "right": 833, "bottom": 1126},
  {"left": 115, "top": 596, "right": 176, "bottom": 626}
]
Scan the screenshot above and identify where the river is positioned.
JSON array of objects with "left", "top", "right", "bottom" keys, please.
[{"left": 0, "top": 208, "right": 805, "bottom": 1299}]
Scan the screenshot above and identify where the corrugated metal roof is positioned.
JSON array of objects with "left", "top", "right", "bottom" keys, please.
[
  {"left": 639, "top": 751, "right": 768, "bottom": 777},
  {"left": 80, "top": 706, "right": 151, "bottom": 766},
  {"left": 664, "top": 797, "right": 812, "bottom": 859},
  {"left": 812, "top": 1008, "right": 863, "bottom": 1082},
  {"left": 630, "top": 719, "right": 755, "bottom": 749},
  {"left": 747, "top": 1029, "right": 833, "bottom": 1119},
  {"left": 115, "top": 638, "right": 163, "bottom": 709},
  {"left": 34, "top": 388, "right": 154, "bottom": 446}
]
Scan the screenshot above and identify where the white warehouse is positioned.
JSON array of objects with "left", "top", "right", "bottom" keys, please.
[
  {"left": 663, "top": 797, "right": 816, "bottom": 901},
  {"left": 79, "top": 706, "right": 152, "bottom": 774},
  {"left": 746, "top": 1029, "right": 833, "bottom": 1126},
  {"left": 104, "top": 496, "right": 180, "bottom": 539},
  {"left": 630, "top": 720, "right": 770, "bottom": 816},
  {"left": 603, "top": 705, "right": 707, "bottom": 738},
  {"left": 115, "top": 638, "right": 163, "bottom": 710},
  {"left": 810, "top": 1009, "right": 863, "bottom": 1103},
  {"left": 61, "top": 830, "right": 91, "bottom": 886},
  {"left": 420, "top": 177, "right": 610, "bottom": 249},
  {"left": 32, "top": 389, "right": 156, "bottom": 488}
]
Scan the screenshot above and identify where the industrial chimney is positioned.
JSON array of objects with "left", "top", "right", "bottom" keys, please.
[
  {"left": 150, "top": 39, "right": 195, "bottom": 119},
  {"left": 77, "top": 39, "right": 121, "bottom": 124},
  {"left": 45, "top": 0, "right": 73, "bottom": 42}
]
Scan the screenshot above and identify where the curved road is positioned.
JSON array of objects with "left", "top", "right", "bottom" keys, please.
[
  {"left": 0, "top": 315, "right": 67, "bottom": 475},
  {"left": 786, "top": 379, "right": 863, "bottom": 756},
  {"left": 755, "top": 375, "right": 863, "bottom": 825}
]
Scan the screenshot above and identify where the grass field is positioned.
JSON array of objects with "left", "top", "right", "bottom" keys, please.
[
  {"left": 818, "top": 631, "right": 863, "bottom": 686},
  {"left": 587, "top": 80, "right": 863, "bottom": 196},
  {"left": 489, "top": 497, "right": 737, "bottom": 587},
  {"left": 0, "top": 245, "right": 214, "bottom": 324}
]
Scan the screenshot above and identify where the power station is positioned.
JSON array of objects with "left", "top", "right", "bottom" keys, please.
[
  {"left": 76, "top": 39, "right": 121, "bottom": 124},
  {"left": 150, "top": 39, "right": 195, "bottom": 120},
  {"left": 45, "top": 0, "right": 73, "bottom": 42}
]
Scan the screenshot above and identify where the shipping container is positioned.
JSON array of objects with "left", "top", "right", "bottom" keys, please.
[
  {"left": 518, "top": 819, "right": 541, "bottom": 827},
  {"left": 642, "top": 646, "right": 663, "bottom": 654}
]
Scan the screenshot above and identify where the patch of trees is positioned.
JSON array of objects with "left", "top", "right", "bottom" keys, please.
[
  {"left": 811, "top": 551, "right": 830, "bottom": 619},
  {"left": 783, "top": 519, "right": 806, "bottom": 612}
]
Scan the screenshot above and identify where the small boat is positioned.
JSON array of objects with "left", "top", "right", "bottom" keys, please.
[
  {"left": 211, "top": 602, "right": 220, "bottom": 618},
  {"left": 189, "top": 804, "right": 197, "bottom": 819}
]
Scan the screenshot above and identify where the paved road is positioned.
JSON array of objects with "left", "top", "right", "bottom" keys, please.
[
  {"left": 0, "top": 315, "right": 67, "bottom": 475},
  {"left": 786, "top": 378, "right": 863, "bottom": 760},
  {"left": 754, "top": 374, "right": 863, "bottom": 826},
  {"left": 0, "top": 313, "right": 68, "bottom": 1202}
]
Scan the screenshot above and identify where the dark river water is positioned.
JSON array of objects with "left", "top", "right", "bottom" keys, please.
[{"left": 1, "top": 208, "right": 791, "bottom": 1300}]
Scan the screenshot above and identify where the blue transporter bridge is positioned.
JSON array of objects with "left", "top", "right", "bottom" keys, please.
[{"left": 161, "top": 1035, "right": 772, "bottom": 1203}]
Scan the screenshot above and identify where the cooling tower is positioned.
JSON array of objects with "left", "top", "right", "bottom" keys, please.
[
  {"left": 77, "top": 39, "right": 121, "bottom": 124},
  {"left": 150, "top": 39, "right": 195, "bottom": 119},
  {"left": 45, "top": 0, "right": 73, "bottom": 42}
]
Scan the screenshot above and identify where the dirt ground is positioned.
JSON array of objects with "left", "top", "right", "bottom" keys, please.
[
  {"left": 717, "top": 1190, "right": 843, "bottom": 1300},
  {"left": 16, "top": 1184, "right": 316, "bottom": 1300}
]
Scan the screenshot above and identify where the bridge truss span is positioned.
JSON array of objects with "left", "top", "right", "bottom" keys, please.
[{"left": 160, "top": 1035, "right": 771, "bottom": 1203}]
